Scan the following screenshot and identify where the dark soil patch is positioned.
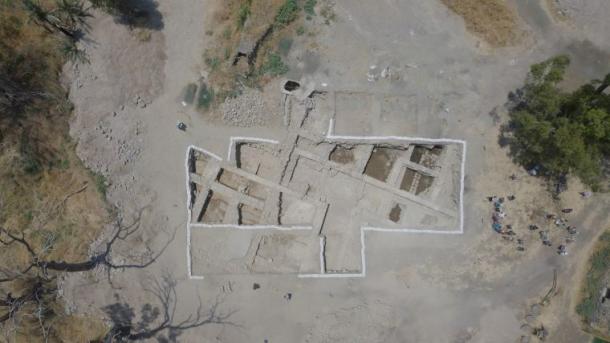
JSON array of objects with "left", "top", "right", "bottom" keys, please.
[
  {"left": 364, "top": 147, "right": 398, "bottom": 182},
  {"left": 329, "top": 145, "right": 355, "bottom": 165},
  {"left": 389, "top": 204, "right": 402, "bottom": 223}
]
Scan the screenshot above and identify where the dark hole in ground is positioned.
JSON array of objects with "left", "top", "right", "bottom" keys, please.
[
  {"left": 389, "top": 204, "right": 402, "bottom": 223},
  {"left": 284, "top": 80, "right": 300, "bottom": 92}
]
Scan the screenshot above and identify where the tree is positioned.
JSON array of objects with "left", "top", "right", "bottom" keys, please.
[
  {"left": 0, "top": 211, "right": 186, "bottom": 341},
  {"left": 504, "top": 55, "right": 610, "bottom": 190},
  {"left": 22, "top": 0, "right": 90, "bottom": 40}
]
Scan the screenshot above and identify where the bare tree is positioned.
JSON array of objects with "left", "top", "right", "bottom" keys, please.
[
  {"left": 0, "top": 210, "right": 176, "bottom": 341},
  {"left": 0, "top": 211, "right": 168, "bottom": 278}
]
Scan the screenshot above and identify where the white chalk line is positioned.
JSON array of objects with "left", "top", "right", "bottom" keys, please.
[
  {"left": 190, "top": 224, "right": 312, "bottom": 231},
  {"left": 186, "top": 118, "right": 467, "bottom": 279},
  {"left": 227, "top": 137, "right": 280, "bottom": 161}
]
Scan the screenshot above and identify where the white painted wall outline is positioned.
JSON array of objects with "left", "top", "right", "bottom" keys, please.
[{"left": 185, "top": 119, "right": 466, "bottom": 279}]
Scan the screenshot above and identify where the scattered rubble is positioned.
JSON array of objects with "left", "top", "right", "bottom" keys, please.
[{"left": 221, "top": 89, "right": 270, "bottom": 127}]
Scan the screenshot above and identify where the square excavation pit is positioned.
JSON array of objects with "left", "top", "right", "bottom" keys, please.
[
  {"left": 185, "top": 91, "right": 466, "bottom": 279},
  {"left": 235, "top": 143, "right": 282, "bottom": 182},
  {"left": 278, "top": 194, "right": 317, "bottom": 226},
  {"left": 217, "top": 169, "right": 249, "bottom": 191},
  {"left": 238, "top": 203, "right": 263, "bottom": 225},
  {"left": 364, "top": 147, "right": 401, "bottom": 182},
  {"left": 190, "top": 229, "right": 321, "bottom": 275},
  {"left": 200, "top": 191, "right": 229, "bottom": 224}
]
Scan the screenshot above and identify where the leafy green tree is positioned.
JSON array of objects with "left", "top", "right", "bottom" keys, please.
[{"left": 506, "top": 55, "right": 610, "bottom": 189}]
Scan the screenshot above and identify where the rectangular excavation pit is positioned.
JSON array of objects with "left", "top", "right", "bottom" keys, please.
[
  {"left": 410, "top": 145, "right": 444, "bottom": 168},
  {"left": 363, "top": 147, "right": 401, "bottom": 182},
  {"left": 235, "top": 143, "right": 281, "bottom": 181},
  {"left": 217, "top": 168, "right": 248, "bottom": 192},
  {"left": 190, "top": 150, "right": 210, "bottom": 175},
  {"left": 246, "top": 180, "right": 268, "bottom": 201},
  {"left": 289, "top": 156, "right": 325, "bottom": 196},
  {"left": 199, "top": 191, "right": 229, "bottom": 224},
  {"left": 278, "top": 193, "right": 316, "bottom": 225},
  {"left": 421, "top": 145, "right": 444, "bottom": 168},
  {"left": 238, "top": 203, "right": 262, "bottom": 225},
  {"left": 415, "top": 174, "right": 434, "bottom": 195},
  {"left": 400, "top": 168, "right": 417, "bottom": 192},
  {"left": 410, "top": 146, "right": 427, "bottom": 164},
  {"left": 400, "top": 168, "right": 435, "bottom": 195}
]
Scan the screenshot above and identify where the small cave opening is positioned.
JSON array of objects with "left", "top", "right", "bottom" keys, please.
[{"left": 284, "top": 80, "right": 300, "bottom": 92}]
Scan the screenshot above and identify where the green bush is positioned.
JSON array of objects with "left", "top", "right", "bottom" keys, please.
[
  {"left": 204, "top": 55, "right": 220, "bottom": 70},
  {"left": 196, "top": 83, "right": 214, "bottom": 110},
  {"left": 304, "top": 0, "right": 316, "bottom": 16},
  {"left": 237, "top": 2, "right": 250, "bottom": 28},
  {"left": 93, "top": 173, "right": 107, "bottom": 198},
  {"left": 183, "top": 83, "right": 198, "bottom": 105},
  {"left": 275, "top": 0, "right": 298, "bottom": 26},
  {"left": 260, "top": 53, "right": 289, "bottom": 76}
]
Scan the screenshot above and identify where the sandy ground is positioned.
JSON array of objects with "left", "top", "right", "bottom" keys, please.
[{"left": 61, "top": 0, "right": 610, "bottom": 341}]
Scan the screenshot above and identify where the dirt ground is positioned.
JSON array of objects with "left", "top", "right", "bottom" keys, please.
[{"left": 60, "top": 0, "right": 610, "bottom": 341}]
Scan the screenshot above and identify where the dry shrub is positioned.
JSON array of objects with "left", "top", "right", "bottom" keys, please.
[
  {"left": 441, "top": 0, "right": 521, "bottom": 47},
  {"left": 1, "top": 3, "right": 110, "bottom": 341}
]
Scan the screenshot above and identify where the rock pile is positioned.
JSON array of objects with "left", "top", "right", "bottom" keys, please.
[{"left": 221, "top": 90, "right": 268, "bottom": 127}]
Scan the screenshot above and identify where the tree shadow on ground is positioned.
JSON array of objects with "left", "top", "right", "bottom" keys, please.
[
  {"left": 102, "top": 273, "right": 235, "bottom": 342},
  {"left": 113, "top": 0, "right": 164, "bottom": 31}
]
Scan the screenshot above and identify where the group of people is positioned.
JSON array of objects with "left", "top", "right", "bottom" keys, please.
[
  {"left": 489, "top": 195, "right": 526, "bottom": 250},
  {"left": 489, "top": 195, "right": 579, "bottom": 256},
  {"left": 544, "top": 212, "right": 579, "bottom": 255},
  {"left": 489, "top": 195, "right": 514, "bottom": 234}
]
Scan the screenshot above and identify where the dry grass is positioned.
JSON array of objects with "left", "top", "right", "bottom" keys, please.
[
  {"left": 577, "top": 230, "right": 610, "bottom": 339},
  {"left": 441, "top": 0, "right": 521, "bottom": 47},
  {"left": 0, "top": 3, "right": 110, "bottom": 341}
]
